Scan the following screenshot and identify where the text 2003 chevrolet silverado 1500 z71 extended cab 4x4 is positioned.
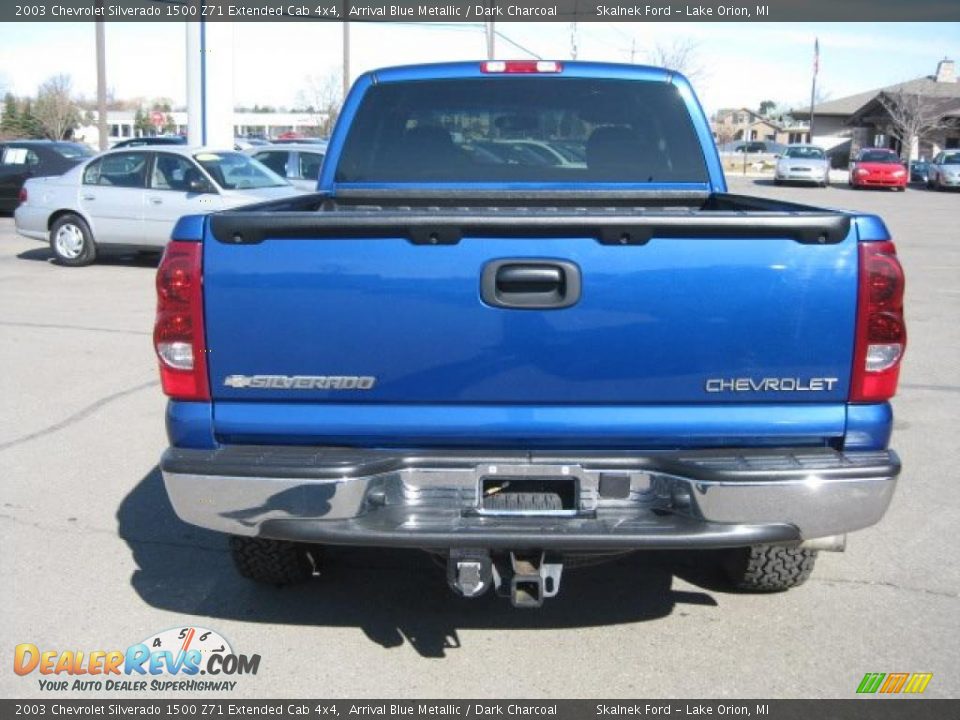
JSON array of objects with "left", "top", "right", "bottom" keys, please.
[{"left": 156, "top": 61, "right": 906, "bottom": 608}]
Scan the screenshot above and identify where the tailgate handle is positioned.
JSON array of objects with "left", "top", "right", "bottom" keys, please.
[{"left": 482, "top": 260, "right": 581, "bottom": 310}]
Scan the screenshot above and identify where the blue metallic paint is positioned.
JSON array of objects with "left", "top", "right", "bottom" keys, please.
[
  {"left": 164, "top": 61, "right": 895, "bottom": 454},
  {"left": 202, "top": 233, "right": 859, "bottom": 407},
  {"left": 210, "top": 401, "right": 846, "bottom": 449},
  {"left": 845, "top": 403, "right": 894, "bottom": 450},
  {"left": 166, "top": 400, "right": 216, "bottom": 449}
]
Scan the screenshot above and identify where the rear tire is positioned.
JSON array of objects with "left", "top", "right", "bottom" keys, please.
[
  {"left": 723, "top": 544, "right": 817, "bottom": 592},
  {"left": 50, "top": 214, "right": 96, "bottom": 266},
  {"left": 230, "top": 536, "right": 316, "bottom": 585}
]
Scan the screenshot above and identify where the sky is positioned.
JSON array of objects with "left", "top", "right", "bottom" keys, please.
[{"left": 0, "top": 21, "right": 957, "bottom": 115}]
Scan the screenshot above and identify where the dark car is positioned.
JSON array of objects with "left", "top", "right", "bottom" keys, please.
[
  {"left": 112, "top": 135, "right": 187, "bottom": 149},
  {"left": 0, "top": 140, "right": 94, "bottom": 212},
  {"left": 909, "top": 160, "right": 930, "bottom": 183}
]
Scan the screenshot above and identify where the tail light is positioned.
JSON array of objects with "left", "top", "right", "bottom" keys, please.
[
  {"left": 154, "top": 241, "right": 209, "bottom": 400},
  {"left": 850, "top": 241, "right": 906, "bottom": 402},
  {"left": 481, "top": 61, "right": 563, "bottom": 74},
  {"left": 18, "top": 188, "right": 27, "bottom": 204}
]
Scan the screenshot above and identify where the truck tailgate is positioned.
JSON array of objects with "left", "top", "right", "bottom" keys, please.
[{"left": 202, "top": 217, "right": 857, "bottom": 424}]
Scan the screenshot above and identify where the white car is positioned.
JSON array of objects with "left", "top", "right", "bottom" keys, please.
[
  {"left": 245, "top": 143, "right": 327, "bottom": 192},
  {"left": 927, "top": 150, "right": 960, "bottom": 190},
  {"left": 14, "top": 146, "right": 305, "bottom": 266},
  {"left": 774, "top": 145, "right": 831, "bottom": 187}
]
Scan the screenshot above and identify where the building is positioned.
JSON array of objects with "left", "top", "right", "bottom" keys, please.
[
  {"left": 72, "top": 109, "right": 328, "bottom": 147},
  {"left": 793, "top": 58, "right": 960, "bottom": 161},
  {"left": 711, "top": 108, "right": 811, "bottom": 146}
]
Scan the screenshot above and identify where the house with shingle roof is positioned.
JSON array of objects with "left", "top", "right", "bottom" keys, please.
[{"left": 793, "top": 58, "right": 960, "bottom": 162}]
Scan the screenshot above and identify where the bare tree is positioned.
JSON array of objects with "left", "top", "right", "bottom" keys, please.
[
  {"left": 646, "top": 38, "right": 705, "bottom": 84},
  {"left": 878, "top": 89, "right": 956, "bottom": 162},
  {"left": 34, "top": 74, "right": 81, "bottom": 140},
  {"left": 297, "top": 72, "right": 342, "bottom": 136}
]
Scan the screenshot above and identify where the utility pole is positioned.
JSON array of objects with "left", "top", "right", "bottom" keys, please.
[
  {"left": 486, "top": 21, "right": 495, "bottom": 60},
  {"left": 630, "top": 38, "right": 637, "bottom": 63},
  {"left": 808, "top": 37, "right": 819, "bottom": 142},
  {"left": 95, "top": 17, "right": 107, "bottom": 150},
  {"left": 570, "top": 22, "right": 578, "bottom": 60}
]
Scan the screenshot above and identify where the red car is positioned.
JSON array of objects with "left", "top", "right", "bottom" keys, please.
[{"left": 849, "top": 148, "right": 908, "bottom": 190}]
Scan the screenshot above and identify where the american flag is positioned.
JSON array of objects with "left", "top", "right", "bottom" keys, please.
[{"left": 813, "top": 38, "right": 820, "bottom": 76}]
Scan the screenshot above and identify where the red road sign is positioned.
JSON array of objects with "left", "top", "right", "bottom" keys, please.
[{"left": 150, "top": 110, "right": 166, "bottom": 127}]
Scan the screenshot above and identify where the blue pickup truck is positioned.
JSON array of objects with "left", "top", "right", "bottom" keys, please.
[{"left": 155, "top": 61, "right": 906, "bottom": 608}]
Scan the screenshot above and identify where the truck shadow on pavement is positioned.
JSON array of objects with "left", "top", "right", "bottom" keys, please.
[
  {"left": 17, "top": 247, "right": 161, "bottom": 267},
  {"left": 119, "top": 466, "right": 721, "bottom": 658}
]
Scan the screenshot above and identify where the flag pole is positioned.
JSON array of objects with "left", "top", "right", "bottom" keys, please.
[{"left": 808, "top": 38, "right": 819, "bottom": 142}]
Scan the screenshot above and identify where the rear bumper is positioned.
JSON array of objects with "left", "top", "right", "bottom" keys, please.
[
  {"left": 161, "top": 446, "right": 899, "bottom": 550},
  {"left": 14, "top": 204, "right": 49, "bottom": 241}
]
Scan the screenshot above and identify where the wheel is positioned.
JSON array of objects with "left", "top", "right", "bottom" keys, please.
[
  {"left": 229, "top": 536, "right": 316, "bottom": 585},
  {"left": 50, "top": 214, "right": 96, "bottom": 266},
  {"left": 723, "top": 544, "right": 817, "bottom": 592},
  {"left": 484, "top": 491, "right": 563, "bottom": 512}
]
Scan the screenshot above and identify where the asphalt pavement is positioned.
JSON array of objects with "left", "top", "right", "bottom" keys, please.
[{"left": 1, "top": 177, "right": 957, "bottom": 699}]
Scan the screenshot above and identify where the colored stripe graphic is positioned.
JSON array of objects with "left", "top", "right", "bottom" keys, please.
[
  {"left": 903, "top": 673, "right": 934, "bottom": 694},
  {"left": 880, "top": 673, "right": 909, "bottom": 693},
  {"left": 857, "top": 672, "right": 933, "bottom": 694},
  {"left": 857, "top": 673, "right": 886, "bottom": 694}
]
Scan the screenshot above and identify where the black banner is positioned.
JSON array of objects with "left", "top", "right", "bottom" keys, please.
[
  {"left": 2, "top": 700, "right": 959, "bottom": 719},
  {"left": 4, "top": 0, "right": 960, "bottom": 22}
]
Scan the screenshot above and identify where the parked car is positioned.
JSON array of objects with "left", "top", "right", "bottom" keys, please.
[
  {"left": 774, "top": 144, "right": 830, "bottom": 187},
  {"left": 0, "top": 140, "right": 94, "bottom": 212},
  {"left": 246, "top": 143, "right": 326, "bottom": 191},
  {"left": 113, "top": 135, "right": 187, "bottom": 149},
  {"left": 926, "top": 150, "right": 960, "bottom": 190},
  {"left": 234, "top": 136, "right": 269, "bottom": 150},
  {"left": 719, "top": 140, "right": 785, "bottom": 155},
  {"left": 849, "top": 148, "right": 907, "bottom": 190},
  {"left": 156, "top": 61, "right": 905, "bottom": 607},
  {"left": 909, "top": 159, "right": 930, "bottom": 184},
  {"left": 271, "top": 137, "right": 328, "bottom": 145},
  {"left": 14, "top": 146, "right": 304, "bottom": 265}
]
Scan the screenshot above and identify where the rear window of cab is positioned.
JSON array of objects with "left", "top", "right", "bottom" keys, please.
[{"left": 336, "top": 77, "right": 709, "bottom": 184}]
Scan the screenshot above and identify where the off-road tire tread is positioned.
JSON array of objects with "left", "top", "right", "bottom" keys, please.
[
  {"left": 724, "top": 544, "right": 817, "bottom": 592},
  {"left": 230, "top": 536, "right": 314, "bottom": 585}
]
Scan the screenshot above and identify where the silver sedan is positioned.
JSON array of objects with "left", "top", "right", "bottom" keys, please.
[
  {"left": 927, "top": 150, "right": 960, "bottom": 190},
  {"left": 774, "top": 145, "right": 831, "bottom": 187},
  {"left": 14, "top": 146, "right": 305, "bottom": 266},
  {"left": 245, "top": 143, "right": 327, "bottom": 192}
]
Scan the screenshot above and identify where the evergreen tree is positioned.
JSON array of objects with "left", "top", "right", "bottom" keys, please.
[
  {"left": 18, "top": 98, "right": 44, "bottom": 138},
  {"left": 1, "top": 93, "right": 19, "bottom": 136}
]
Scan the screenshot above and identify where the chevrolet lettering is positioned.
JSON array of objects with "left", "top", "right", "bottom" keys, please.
[{"left": 705, "top": 377, "right": 840, "bottom": 393}]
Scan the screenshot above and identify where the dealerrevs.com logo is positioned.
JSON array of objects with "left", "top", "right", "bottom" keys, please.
[{"left": 14, "top": 627, "right": 260, "bottom": 692}]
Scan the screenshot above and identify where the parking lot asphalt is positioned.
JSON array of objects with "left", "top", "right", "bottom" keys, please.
[{"left": 1, "top": 177, "right": 958, "bottom": 699}]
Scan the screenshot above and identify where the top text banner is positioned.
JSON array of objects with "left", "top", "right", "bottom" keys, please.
[{"left": 5, "top": 0, "right": 960, "bottom": 22}]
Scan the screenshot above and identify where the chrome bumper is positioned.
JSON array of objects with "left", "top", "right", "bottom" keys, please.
[{"left": 161, "top": 446, "right": 899, "bottom": 550}]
